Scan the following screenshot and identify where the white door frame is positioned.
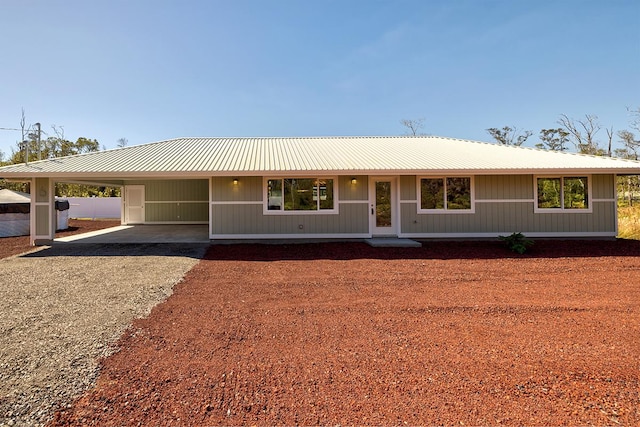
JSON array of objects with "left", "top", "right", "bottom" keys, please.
[
  {"left": 368, "top": 176, "right": 399, "bottom": 236},
  {"left": 124, "top": 185, "right": 145, "bottom": 224}
]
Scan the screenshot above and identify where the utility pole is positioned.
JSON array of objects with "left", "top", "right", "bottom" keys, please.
[
  {"left": 22, "top": 131, "right": 29, "bottom": 166},
  {"left": 35, "top": 122, "right": 41, "bottom": 160},
  {"left": 19, "top": 109, "right": 29, "bottom": 165}
]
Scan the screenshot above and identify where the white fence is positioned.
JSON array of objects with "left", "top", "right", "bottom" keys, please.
[{"left": 64, "top": 197, "right": 121, "bottom": 219}]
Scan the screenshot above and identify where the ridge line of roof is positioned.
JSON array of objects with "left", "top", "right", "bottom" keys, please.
[
  {"left": 149, "top": 136, "right": 639, "bottom": 162},
  {"left": 2, "top": 135, "right": 640, "bottom": 173}
]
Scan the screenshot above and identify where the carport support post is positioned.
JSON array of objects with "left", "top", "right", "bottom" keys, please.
[{"left": 30, "top": 177, "right": 55, "bottom": 245}]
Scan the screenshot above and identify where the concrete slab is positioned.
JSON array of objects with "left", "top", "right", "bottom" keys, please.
[
  {"left": 54, "top": 226, "right": 422, "bottom": 247},
  {"left": 54, "top": 224, "right": 210, "bottom": 244},
  {"left": 365, "top": 238, "right": 422, "bottom": 248}
]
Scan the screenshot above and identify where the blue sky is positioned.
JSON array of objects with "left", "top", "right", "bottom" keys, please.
[{"left": 0, "top": 0, "right": 638, "bottom": 158}]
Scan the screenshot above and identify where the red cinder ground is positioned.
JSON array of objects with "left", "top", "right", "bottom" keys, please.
[{"left": 51, "top": 240, "right": 640, "bottom": 426}]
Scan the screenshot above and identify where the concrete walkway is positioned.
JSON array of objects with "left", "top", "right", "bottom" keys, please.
[
  {"left": 54, "top": 225, "right": 423, "bottom": 247},
  {"left": 54, "top": 224, "right": 210, "bottom": 244},
  {"left": 365, "top": 238, "right": 422, "bottom": 248}
]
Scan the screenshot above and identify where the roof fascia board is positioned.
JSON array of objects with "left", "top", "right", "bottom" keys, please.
[
  {"left": 1, "top": 177, "right": 32, "bottom": 182},
  {"left": 57, "top": 179, "right": 125, "bottom": 187},
  {"left": 226, "top": 168, "right": 640, "bottom": 176},
  {"left": 0, "top": 172, "right": 216, "bottom": 179},
  {"left": 2, "top": 168, "right": 639, "bottom": 180}
]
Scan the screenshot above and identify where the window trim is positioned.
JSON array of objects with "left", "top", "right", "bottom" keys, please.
[
  {"left": 263, "top": 176, "right": 339, "bottom": 215},
  {"left": 416, "top": 176, "right": 475, "bottom": 214},
  {"left": 534, "top": 175, "right": 592, "bottom": 213}
]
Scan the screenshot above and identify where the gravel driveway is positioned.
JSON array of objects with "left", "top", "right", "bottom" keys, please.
[{"left": 0, "top": 243, "right": 207, "bottom": 427}]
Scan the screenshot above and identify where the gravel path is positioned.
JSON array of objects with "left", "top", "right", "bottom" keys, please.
[{"left": 0, "top": 243, "right": 207, "bottom": 427}]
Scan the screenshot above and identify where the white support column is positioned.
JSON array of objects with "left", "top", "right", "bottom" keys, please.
[
  {"left": 614, "top": 173, "right": 619, "bottom": 236},
  {"left": 30, "top": 177, "right": 55, "bottom": 245}
]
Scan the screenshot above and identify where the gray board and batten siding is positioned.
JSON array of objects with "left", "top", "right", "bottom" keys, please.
[
  {"left": 125, "top": 179, "right": 209, "bottom": 223},
  {"left": 207, "top": 173, "right": 617, "bottom": 239},
  {"left": 210, "top": 176, "right": 370, "bottom": 238},
  {"left": 401, "top": 174, "right": 616, "bottom": 237}
]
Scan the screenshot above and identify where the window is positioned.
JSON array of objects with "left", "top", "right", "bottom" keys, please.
[
  {"left": 267, "top": 179, "right": 283, "bottom": 210},
  {"left": 536, "top": 176, "right": 589, "bottom": 211},
  {"left": 419, "top": 177, "right": 473, "bottom": 212},
  {"left": 266, "top": 178, "right": 335, "bottom": 213}
]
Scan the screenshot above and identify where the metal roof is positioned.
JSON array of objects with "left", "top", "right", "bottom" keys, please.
[{"left": 1, "top": 136, "right": 639, "bottom": 178}]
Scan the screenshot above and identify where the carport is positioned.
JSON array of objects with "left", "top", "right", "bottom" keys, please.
[{"left": 54, "top": 224, "right": 209, "bottom": 244}]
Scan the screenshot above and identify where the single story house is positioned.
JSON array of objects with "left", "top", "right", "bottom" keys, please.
[{"left": 1, "top": 135, "right": 639, "bottom": 245}]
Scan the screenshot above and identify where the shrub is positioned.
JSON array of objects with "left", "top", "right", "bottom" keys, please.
[
  {"left": 499, "top": 232, "right": 534, "bottom": 254},
  {"left": 618, "top": 205, "right": 640, "bottom": 240}
]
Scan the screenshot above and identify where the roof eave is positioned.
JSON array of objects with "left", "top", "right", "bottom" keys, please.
[{"left": 2, "top": 167, "right": 639, "bottom": 180}]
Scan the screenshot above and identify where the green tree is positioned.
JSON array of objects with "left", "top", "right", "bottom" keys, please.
[
  {"left": 615, "top": 107, "right": 640, "bottom": 206},
  {"left": 2, "top": 125, "right": 119, "bottom": 197},
  {"left": 486, "top": 126, "right": 532, "bottom": 146},
  {"left": 617, "top": 107, "right": 640, "bottom": 160},
  {"left": 536, "top": 128, "right": 570, "bottom": 151},
  {"left": 615, "top": 129, "right": 640, "bottom": 207},
  {"left": 9, "top": 134, "right": 99, "bottom": 164},
  {"left": 616, "top": 130, "right": 639, "bottom": 160}
]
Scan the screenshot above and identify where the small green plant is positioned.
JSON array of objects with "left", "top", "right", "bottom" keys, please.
[{"left": 499, "top": 232, "right": 534, "bottom": 254}]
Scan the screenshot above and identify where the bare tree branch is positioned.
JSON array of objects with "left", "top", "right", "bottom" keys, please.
[
  {"left": 605, "top": 127, "right": 614, "bottom": 157},
  {"left": 400, "top": 118, "right": 426, "bottom": 136},
  {"left": 628, "top": 106, "right": 640, "bottom": 134},
  {"left": 48, "top": 125, "right": 66, "bottom": 159},
  {"left": 19, "top": 108, "right": 31, "bottom": 164},
  {"left": 558, "top": 114, "right": 602, "bottom": 155}
]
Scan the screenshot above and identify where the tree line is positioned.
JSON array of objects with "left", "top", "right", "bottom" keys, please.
[
  {"left": 0, "top": 113, "right": 126, "bottom": 197},
  {"left": 402, "top": 108, "right": 640, "bottom": 158},
  {"left": 485, "top": 110, "right": 640, "bottom": 206},
  {"left": 402, "top": 108, "right": 640, "bottom": 205},
  {"left": 484, "top": 109, "right": 640, "bottom": 160}
]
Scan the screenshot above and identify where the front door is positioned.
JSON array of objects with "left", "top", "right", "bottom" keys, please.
[
  {"left": 124, "top": 185, "right": 145, "bottom": 224},
  {"left": 369, "top": 177, "right": 398, "bottom": 236}
]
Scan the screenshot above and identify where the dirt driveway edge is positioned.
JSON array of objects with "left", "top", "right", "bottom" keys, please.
[{"left": 0, "top": 243, "right": 207, "bottom": 427}]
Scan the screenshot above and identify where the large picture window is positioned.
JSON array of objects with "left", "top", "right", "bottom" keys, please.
[
  {"left": 536, "top": 176, "right": 589, "bottom": 211},
  {"left": 266, "top": 178, "right": 335, "bottom": 213},
  {"left": 418, "top": 177, "right": 473, "bottom": 212}
]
